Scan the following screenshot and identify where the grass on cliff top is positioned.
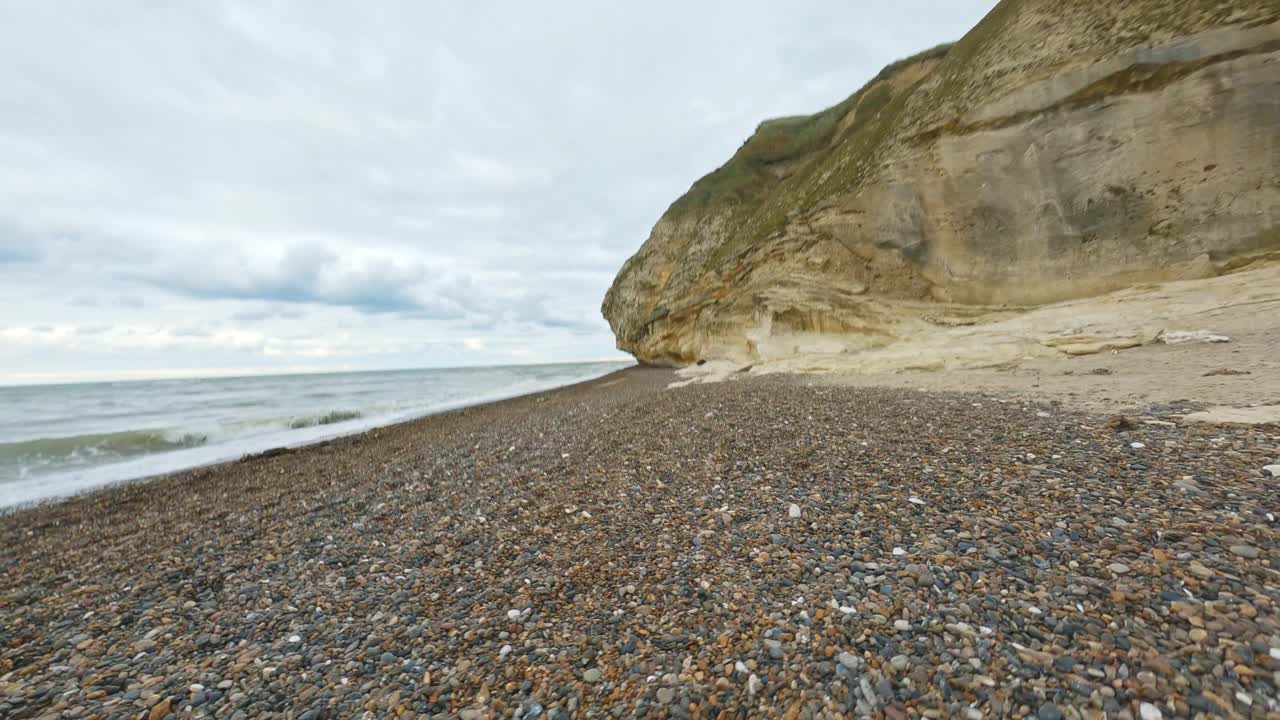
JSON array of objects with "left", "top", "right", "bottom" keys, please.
[
  {"left": 662, "top": 40, "right": 950, "bottom": 275},
  {"left": 666, "top": 42, "right": 952, "bottom": 218}
]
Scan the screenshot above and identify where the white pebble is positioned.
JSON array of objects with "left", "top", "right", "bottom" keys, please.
[
  {"left": 892, "top": 547, "right": 906, "bottom": 556},
  {"left": 499, "top": 644, "right": 512, "bottom": 658},
  {"left": 908, "top": 497, "right": 926, "bottom": 505},
  {"left": 747, "top": 673, "right": 762, "bottom": 695},
  {"left": 788, "top": 503, "right": 801, "bottom": 519},
  {"left": 288, "top": 635, "right": 301, "bottom": 643},
  {"left": 1130, "top": 442, "right": 1145, "bottom": 449},
  {"left": 1139, "top": 702, "right": 1163, "bottom": 720}
]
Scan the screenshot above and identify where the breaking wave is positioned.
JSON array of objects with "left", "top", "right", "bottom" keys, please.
[
  {"left": 0, "top": 429, "right": 209, "bottom": 478},
  {"left": 1, "top": 408, "right": 366, "bottom": 479},
  {"left": 287, "top": 409, "right": 363, "bottom": 429}
]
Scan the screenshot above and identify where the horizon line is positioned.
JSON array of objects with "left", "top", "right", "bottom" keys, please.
[{"left": 0, "top": 357, "right": 636, "bottom": 388}]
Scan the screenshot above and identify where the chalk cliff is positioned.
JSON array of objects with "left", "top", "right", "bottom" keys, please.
[{"left": 602, "top": 0, "right": 1280, "bottom": 367}]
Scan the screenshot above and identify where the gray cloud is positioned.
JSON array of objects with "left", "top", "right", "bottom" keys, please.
[
  {"left": 135, "top": 242, "right": 441, "bottom": 315},
  {"left": 231, "top": 305, "right": 306, "bottom": 324},
  {"left": 0, "top": 246, "right": 37, "bottom": 265}
]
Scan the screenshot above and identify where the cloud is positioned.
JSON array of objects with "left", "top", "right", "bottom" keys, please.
[
  {"left": 134, "top": 242, "right": 455, "bottom": 316},
  {"left": 0, "top": 245, "right": 38, "bottom": 265},
  {"left": 436, "top": 205, "right": 509, "bottom": 222},
  {"left": 448, "top": 152, "right": 552, "bottom": 187},
  {"left": 462, "top": 338, "right": 485, "bottom": 351},
  {"left": 231, "top": 305, "right": 307, "bottom": 324}
]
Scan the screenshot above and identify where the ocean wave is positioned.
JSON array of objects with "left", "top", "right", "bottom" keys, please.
[
  {"left": 0, "top": 429, "right": 209, "bottom": 473},
  {"left": 0, "top": 409, "right": 367, "bottom": 476},
  {"left": 287, "top": 409, "right": 363, "bottom": 429}
]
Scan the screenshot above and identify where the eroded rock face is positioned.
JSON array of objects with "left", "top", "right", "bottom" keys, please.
[{"left": 602, "top": 0, "right": 1280, "bottom": 367}]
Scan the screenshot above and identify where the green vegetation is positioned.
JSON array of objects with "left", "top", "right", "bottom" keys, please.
[
  {"left": 667, "top": 63, "right": 928, "bottom": 223},
  {"left": 666, "top": 91, "right": 863, "bottom": 214},
  {"left": 656, "top": 34, "right": 962, "bottom": 278},
  {"left": 865, "top": 42, "right": 955, "bottom": 86},
  {"left": 663, "top": 41, "right": 960, "bottom": 219},
  {"left": 670, "top": 38, "right": 955, "bottom": 273}
]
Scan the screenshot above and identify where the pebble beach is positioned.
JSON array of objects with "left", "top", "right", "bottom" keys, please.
[{"left": 1, "top": 367, "right": 1278, "bottom": 719}]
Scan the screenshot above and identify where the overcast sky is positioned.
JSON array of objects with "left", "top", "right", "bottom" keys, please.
[{"left": 0, "top": 1, "right": 996, "bottom": 383}]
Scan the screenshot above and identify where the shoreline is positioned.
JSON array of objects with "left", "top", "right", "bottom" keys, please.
[
  {"left": 2, "top": 367, "right": 1276, "bottom": 718},
  {"left": 0, "top": 363, "right": 633, "bottom": 513}
]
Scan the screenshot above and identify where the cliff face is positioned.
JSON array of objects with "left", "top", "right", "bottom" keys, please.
[{"left": 602, "top": 0, "right": 1280, "bottom": 367}]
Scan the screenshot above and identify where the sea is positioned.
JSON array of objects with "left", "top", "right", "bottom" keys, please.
[{"left": 0, "top": 361, "right": 628, "bottom": 509}]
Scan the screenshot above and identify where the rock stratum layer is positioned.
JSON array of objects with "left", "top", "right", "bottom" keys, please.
[{"left": 602, "top": 0, "right": 1280, "bottom": 367}]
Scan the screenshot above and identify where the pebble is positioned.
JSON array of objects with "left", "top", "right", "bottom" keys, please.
[
  {"left": 582, "top": 668, "right": 602, "bottom": 683},
  {"left": 788, "top": 503, "right": 801, "bottom": 519},
  {"left": 1263, "top": 464, "right": 1280, "bottom": 478},
  {"left": 1108, "top": 562, "right": 1130, "bottom": 574},
  {"left": 1037, "top": 702, "right": 1064, "bottom": 720},
  {"left": 1189, "top": 560, "right": 1214, "bottom": 577},
  {"left": 1230, "top": 544, "right": 1261, "bottom": 558},
  {"left": 1140, "top": 702, "right": 1164, "bottom": 720}
]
